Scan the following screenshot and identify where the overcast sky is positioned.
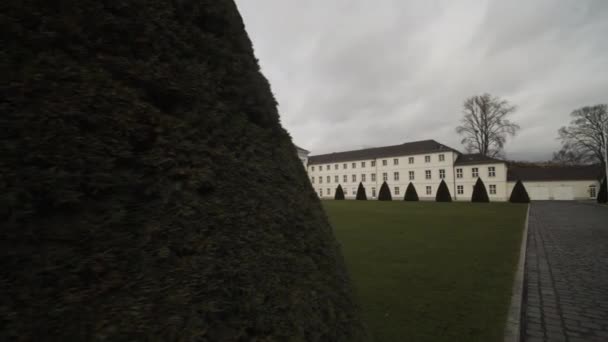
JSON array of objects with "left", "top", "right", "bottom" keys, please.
[{"left": 235, "top": 0, "right": 608, "bottom": 161}]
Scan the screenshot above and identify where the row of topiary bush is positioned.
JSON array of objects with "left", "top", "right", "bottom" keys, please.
[{"left": 334, "top": 179, "right": 532, "bottom": 203}]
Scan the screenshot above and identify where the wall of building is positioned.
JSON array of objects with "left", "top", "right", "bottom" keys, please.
[
  {"left": 453, "top": 163, "right": 509, "bottom": 201},
  {"left": 506, "top": 180, "right": 600, "bottom": 201},
  {"left": 296, "top": 148, "right": 309, "bottom": 167},
  {"left": 308, "top": 151, "right": 468, "bottom": 200}
]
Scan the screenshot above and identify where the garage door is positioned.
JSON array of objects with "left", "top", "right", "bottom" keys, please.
[
  {"left": 528, "top": 187, "right": 549, "bottom": 200},
  {"left": 552, "top": 186, "right": 573, "bottom": 200}
]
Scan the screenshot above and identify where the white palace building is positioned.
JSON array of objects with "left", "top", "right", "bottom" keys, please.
[{"left": 304, "top": 140, "right": 601, "bottom": 201}]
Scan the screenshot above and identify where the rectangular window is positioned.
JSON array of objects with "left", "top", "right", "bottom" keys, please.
[
  {"left": 394, "top": 187, "right": 400, "bottom": 195},
  {"left": 312, "top": 166, "right": 315, "bottom": 171},
  {"left": 382, "top": 160, "right": 387, "bottom": 166},
  {"left": 590, "top": 185, "right": 597, "bottom": 198},
  {"left": 394, "top": 158, "right": 399, "bottom": 165},
  {"left": 383, "top": 172, "right": 388, "bottom": 181},
  {"left": 409, "top": 171, "right": 415, "bottom": 180},
  {"left": 371, "top": 160, "right": 376, "bottom": 167},
  {"left": 343, "top": 163, "right": 347, "bottom": 169},
  {"left": 319, "top": 188, "right": 323, "bottom": 196},
  {"left": 352, "top": 174, "right": 356, "bottom": 182},
  {"left": 426, "top": 186, "right": 432, "bottom": 195},
  {"left": 335, "top": 175, "right": 339, "bottom": 183},
  {"left": 320, "top": 165, "right": 323, "bottom": 171},
  {"left": 327, "top": 188, "right": 330, "bottom": 195},
  {"left": 343, "top": 175, "right": 347, "bottom": 183},
  {"left": 352, "top": 188, "right": 356, "bottom": 195},
  {"left": 372, "top": 187, "right": 376, "bottom": 197},
  {"left": 439, "top": 154, "right": 445, "bottom": 162},
  {"left": 319, "top": 176, "right": 322, "bottom": 184},
  {"left": 335, "top": 164, "right": 338, "bottom": 170},
  {"left": 472, "top": 168, "right": 479, "bottom": 178},
  {"left": 408, "top": 157, "right": 414, "bottom": 164},
  {"left": 361, "top": 174, "right": 366, "bottom": 182},
  {"left": 439, "top": 169, "right": 445, "bottom": 179},
  {"left": 371, "top": 173, "right": 376, "bottom": 182},
  {"left": 457, "top": 185, "right": 464, "bottom": 195},
  {"left": 327, "top": 176, "right": 330, "bottom": 183},
  {"left": 456, "top": 168, "right": 463, "bottom": 178},
  {"left": 425, "top": 170, "right": 431, "bottom": 179},
  {"left": 488, "top": 166, "right": 496, "bottom": 177},
  {"left": 394, "top": 172, "right": 399, "bottom": 181},
  {"left": 311, "top": 177, "right": 315, "bottom": 183},
  {"left": 352, "top": 162, "right": 356, "bottom": 169},
  {"left": 425, "top": 155, "right": 430, "bottom": 163},
  {"left": 489, "top": 184, "right": 497, "bottom": 195},
  {"left": 361, "top": 161, "right": 366, "bottom": 168}
]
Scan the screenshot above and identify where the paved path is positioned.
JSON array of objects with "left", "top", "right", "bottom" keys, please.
[{"left": 524, "top": 201, "right": 608, "bottom": 342}]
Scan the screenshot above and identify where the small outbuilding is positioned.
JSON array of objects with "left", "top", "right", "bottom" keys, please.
[{"left": 507, "top": 165, "right": 602, "bottom": 201}]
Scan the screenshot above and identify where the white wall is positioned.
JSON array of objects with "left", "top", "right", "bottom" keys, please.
[
  {"left": 506, "top": 180, "right": 600, "bottom": 201},
  {"left": 453, "top": 163, "right": 509, "bottom": 201},
  {"left": 308, "top": 151, "right": 462, "bottom": 200}
]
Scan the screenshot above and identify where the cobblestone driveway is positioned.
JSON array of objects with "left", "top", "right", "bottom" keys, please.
[{"left": 524, "top": 201, "right": 608, "bottom": 342}]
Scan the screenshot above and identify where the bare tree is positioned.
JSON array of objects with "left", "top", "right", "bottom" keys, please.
[
  {"left": 551, "top": 148, "right": 585, "bottom": 165},
  {"left": 555, "top": 104, "right": 607, "bottom": 168},
  {"left": 456, "top": 93, "right": 520, "bottom": 157}
]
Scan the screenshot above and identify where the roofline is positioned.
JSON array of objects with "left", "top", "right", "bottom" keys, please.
[
  {"left": 307, "top": 140, "right": 459, "bottom": 165},
  {"left": 454, "top": 160, "right": 507, "bottom": 166},
  {"left": 295, "top": 145, "right": 310, "bottom": 153},
  {"left": 506, "top": 178, "right": 600, "bottom": 182}
]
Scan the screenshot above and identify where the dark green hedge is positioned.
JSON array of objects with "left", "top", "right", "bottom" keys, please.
[
  {"left": 356, "top": 182, "right": 368, "bottom": 200},
  {"left": 335, "top": 184, "right": 345, "bottom": 200},
  {"left": 509, "top": 180, "right": 531, "bottom": 203},
  {"left": 598, "top": 177, "right": 607, "bottom": 204},
  {"left": 435, "top": 180, "right": 452, "bottom": 202},
  {"left": 471, "top": 178, "right": 490, "bottom": 203},
  {"left": 0, "top": 1, "right": 367, "bottom": 340},
  {"left": 404, "top": 182, "right": 419, "bottom": 201},
  {"left": 378, "top": 181, "right": 392, "bottom": 201}
]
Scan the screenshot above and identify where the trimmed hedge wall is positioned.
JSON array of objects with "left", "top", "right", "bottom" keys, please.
[
  {"left": 378, "top": 181, "right": 392, "bottom": 201},
  {"left": 356, "top": 182, "right": 368, "bottom": 200},
  {"left": 404, "top": 182, "right": 419, "bottom": 201},
  {"left": 435, "top": 180, "right": 452, "bottom": 202},
  {"left": 471, "top": 178, "right": 490, "bottom": 203},
  {"left": 335, "top": 184, "right": 345, "bottom": 200},
  {"left": 0, "top": 1, "right": 367, "bottom": 341},
  {"left": 598, "top": 177, "right": 607, "bottom": 204},
  {"left": 509, "top": 180, "right": 531, "bottom": 203}
]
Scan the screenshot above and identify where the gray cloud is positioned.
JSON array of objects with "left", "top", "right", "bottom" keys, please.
[{"left": 235, "top": 0, "right": 608, "bottom": 161}]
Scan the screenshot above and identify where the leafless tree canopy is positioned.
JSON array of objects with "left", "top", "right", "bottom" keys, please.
[
  {"left": 456, "top": 93, "right": 520, "bottom": 157},
  {"left": 554, "top": 104, "right": 607, "bottom": 167}
]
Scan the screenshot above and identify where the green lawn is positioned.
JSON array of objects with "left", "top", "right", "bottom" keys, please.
[{"left": 324, "top": 201, "right": 527, "bottom": 342}]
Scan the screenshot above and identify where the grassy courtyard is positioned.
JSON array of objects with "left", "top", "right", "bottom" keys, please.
[{"left": 324, "top": 201, "right": 528, "bottom": 342}]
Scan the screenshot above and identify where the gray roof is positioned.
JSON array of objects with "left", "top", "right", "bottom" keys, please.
[
  {"left": 454, "top": 153, "right": 506, "bottom": 166},
  {"left": 294, "top": 145, "right": 310, "bottom": 153},
  {"left": 507, "top": 164, "right": 602, "bottom": 182},
  {"left": 307, "top": 140, "right": 457, "bottom": 165}
]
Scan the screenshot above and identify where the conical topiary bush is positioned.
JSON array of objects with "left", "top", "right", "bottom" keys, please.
[
  {"left": 334, "top": 184, "right": 345, "bottom": 200},
  {"left": 378, "top": 181, "right": 392, "bottom": 201},
  {"left": 471, "top": 178, "right": 490, "bottom": 203},
  {"left": 598, "top": 177, "right": 607, "bottom": 204},
  {"left": 509, "top": 180, "right": 531, "bottom": 203},
  {"left": 404, "top": 182, "right": 419, "bottom": 201},
  {"left": 356, "top": 182, "right": 367, "bottom": 200},
  {"left": 435, "top": 180, "right": 452, "bottom": 202},
  {"left": 0, "top": 1, "right": 367, "bottom": 341}
]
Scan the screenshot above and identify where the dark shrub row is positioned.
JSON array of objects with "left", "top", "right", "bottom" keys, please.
[{"left": 331, "top": 179, "right": 537, "bottom": 203}]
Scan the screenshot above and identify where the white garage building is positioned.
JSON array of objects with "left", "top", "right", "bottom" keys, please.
[{"left": 507, "top": 165, "right": 602, "bottom": 201}]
